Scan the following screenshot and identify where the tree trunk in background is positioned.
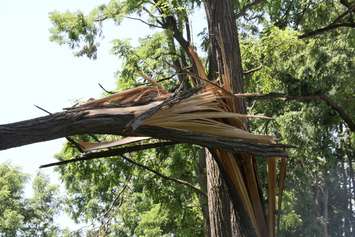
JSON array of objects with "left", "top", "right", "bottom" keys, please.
[
  {"left": 322, "top": 186, "right": 329, "bottom": 237},
  {"left": 347, "top": 155, "right": 355, "bottom": 236}
]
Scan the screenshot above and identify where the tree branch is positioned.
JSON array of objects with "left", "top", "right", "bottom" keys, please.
[
  {"left": 299, "top": 22, "right": 355, "bottom": 39},
  {"left": 0, "top": 105, "right": 289, "bottom": 156},
  {"left": 119, "top": 154, "right": 207, "bottom": 197},
  {"left": 234, "top": 92, "right": 355, "bottom": 131},
  {"left": 125, "top": 16, "right": 163, "bottom": 28},
  {"left": 299, "top": 4, "right": 355, "bottom": 39},
  {"left": 41, "top": 141, "right": 206, "bottom": 197},
  {"left": 235, "top": 0, "right": 264, "bottom": 18},
  {"left": 39, "top": 141, "right": 177, "bottom": 168},
  {"left": 243, "top": 65, "right": 262, "bottom": 75}
]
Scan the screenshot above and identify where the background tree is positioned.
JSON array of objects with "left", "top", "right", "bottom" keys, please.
[{"left": 0, "top": 163, "right": 62, "bottom": 236}]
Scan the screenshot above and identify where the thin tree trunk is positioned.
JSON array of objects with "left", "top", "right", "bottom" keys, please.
[
  {"left": 322, "top": 186, "right": 329, "bottom": 237},
  {"left": 347, "top": 154, "right": 355, "bottom": 236}
]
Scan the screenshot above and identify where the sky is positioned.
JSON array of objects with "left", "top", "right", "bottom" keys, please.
[
  {"left": 0, "top": 0, "right": 151, "bottom": 175},
  {"left": 0, "top": 0, "right": 150, "bottom": 229},
  {"left": 0, "top": 0, "right": 206, "bottom": 230}
]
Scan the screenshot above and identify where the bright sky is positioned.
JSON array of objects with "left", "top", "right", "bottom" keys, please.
[
  {"left": 0, "top": 0, "right": 205, "bottom": 230},
  {"left": 0, "top": 0, "right": 151, "bottom": 229},
  {"left": 0, "top": 0, "right": 150, "bottom": 174}
]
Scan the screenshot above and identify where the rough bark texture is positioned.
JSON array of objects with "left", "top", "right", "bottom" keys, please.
[
  {"left": 0, "top": 109, "right": 133, "bottom": 150},
  {"left": 198, "top": 150, "right": 211, "bottom": 237},
  {"left": 205, "top": 0, "right": 258, "bottom": 236},
  {"left": 0, "top": 106, "right": 288, "bottom": 156},
  {"left": 206, "top": 150, "right": 234, "bottom": 237},
  {"left": 204, "top": 0, "right": 262, "bottom": 236}
]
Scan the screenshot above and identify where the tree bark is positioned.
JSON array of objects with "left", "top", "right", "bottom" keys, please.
[
  {"left": 203, "top": 0, "right": 263, "bottom": 236},
  {"left": 206, "top": 150, "right": 234, "bottom": 237},
  {"left": 0, "top": 105, "right": 288, "bottom": 156},
  {"left": 198, "top": 149, "right": 211, "bottom": 237},
  {"left": 322, "top": 186, "right": 329, "bottom": 237}
]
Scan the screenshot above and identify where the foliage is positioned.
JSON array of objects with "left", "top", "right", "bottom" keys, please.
[
  {"left": 48, "top": 0, "right": 354, "bottom": 236},
  {"left": 55, "top": 143, "right": 204, "bottom": 236},
  {"left": 243, "top": 26, "right": 354, "bottom": 236},
  {"left": 0, "top": 164, "right": 62, "bottom": 237}
]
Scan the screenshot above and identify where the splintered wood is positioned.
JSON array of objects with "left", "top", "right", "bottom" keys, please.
[{"left": 69, "top": 45, "right": 287, "bottom": 237}]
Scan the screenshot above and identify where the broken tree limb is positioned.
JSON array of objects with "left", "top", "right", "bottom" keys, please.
[{"left": 0, "top": 106, "right": 289, "bottom": 156}]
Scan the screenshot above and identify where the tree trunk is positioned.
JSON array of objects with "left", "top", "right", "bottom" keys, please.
[
  {"left": 197, "top": 149, "right": 211, "bottom": 237},
  {"left": 203, "top": 0, "right": 262, "bottom": 236},
  {"left": 322, "top": 186, "right": 329, "bottom": 237},
  {"left": 206, "top": 150, "right": 234, "bottom": 237}
]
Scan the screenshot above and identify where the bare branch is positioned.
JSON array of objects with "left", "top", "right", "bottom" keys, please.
[
  {"left": 243, "top": 65, "right": 262, "bottom": 75},
  {"left": 98, "top": 83, "right": 115, "bottom": 94},
  {"left": 41, "top": 141, "right": 206, "bottom": 196},
  {"left": 39, "top": 141, "right": 177, "bottom": 168},
  {"left": 125, "top": 16, "right": 163, "bottom": 28},
  {"left": 299, "top": 22, "right": 355, "bottom": 39}
]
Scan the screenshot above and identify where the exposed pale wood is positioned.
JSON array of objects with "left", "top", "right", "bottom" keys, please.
[
  {"left": 79, "top": 136, "right": 150, "bottom": 152},
  {"left": 0, "top": 106, "right": 288, "bottom": 157}
]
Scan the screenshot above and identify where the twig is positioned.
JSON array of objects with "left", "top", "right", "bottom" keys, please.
[
  {"left": 98, "top": 83, "right": 115, "bottom": 94},
  {"left": 243, "top": 65, "right": 262, "bottom": 75},
  {"left": 125, "top": 16, "right": 163, "bottom": 28},
  {"left": 39, "top": 142, "right": 177, "bottom": 168},
  {"left": 120, "top": 154, "right": 207, "bottom": 197},
  {"left": 34, "top": 105, "right": 52, "bottom": 115}
]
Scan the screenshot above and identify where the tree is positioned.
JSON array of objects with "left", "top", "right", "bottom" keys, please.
[
  {"left": 0, "top": 163, "right": 62, "bottom": 236},
  {"left": 0, "top": 0, "right": 354, "bottom": 236}
]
